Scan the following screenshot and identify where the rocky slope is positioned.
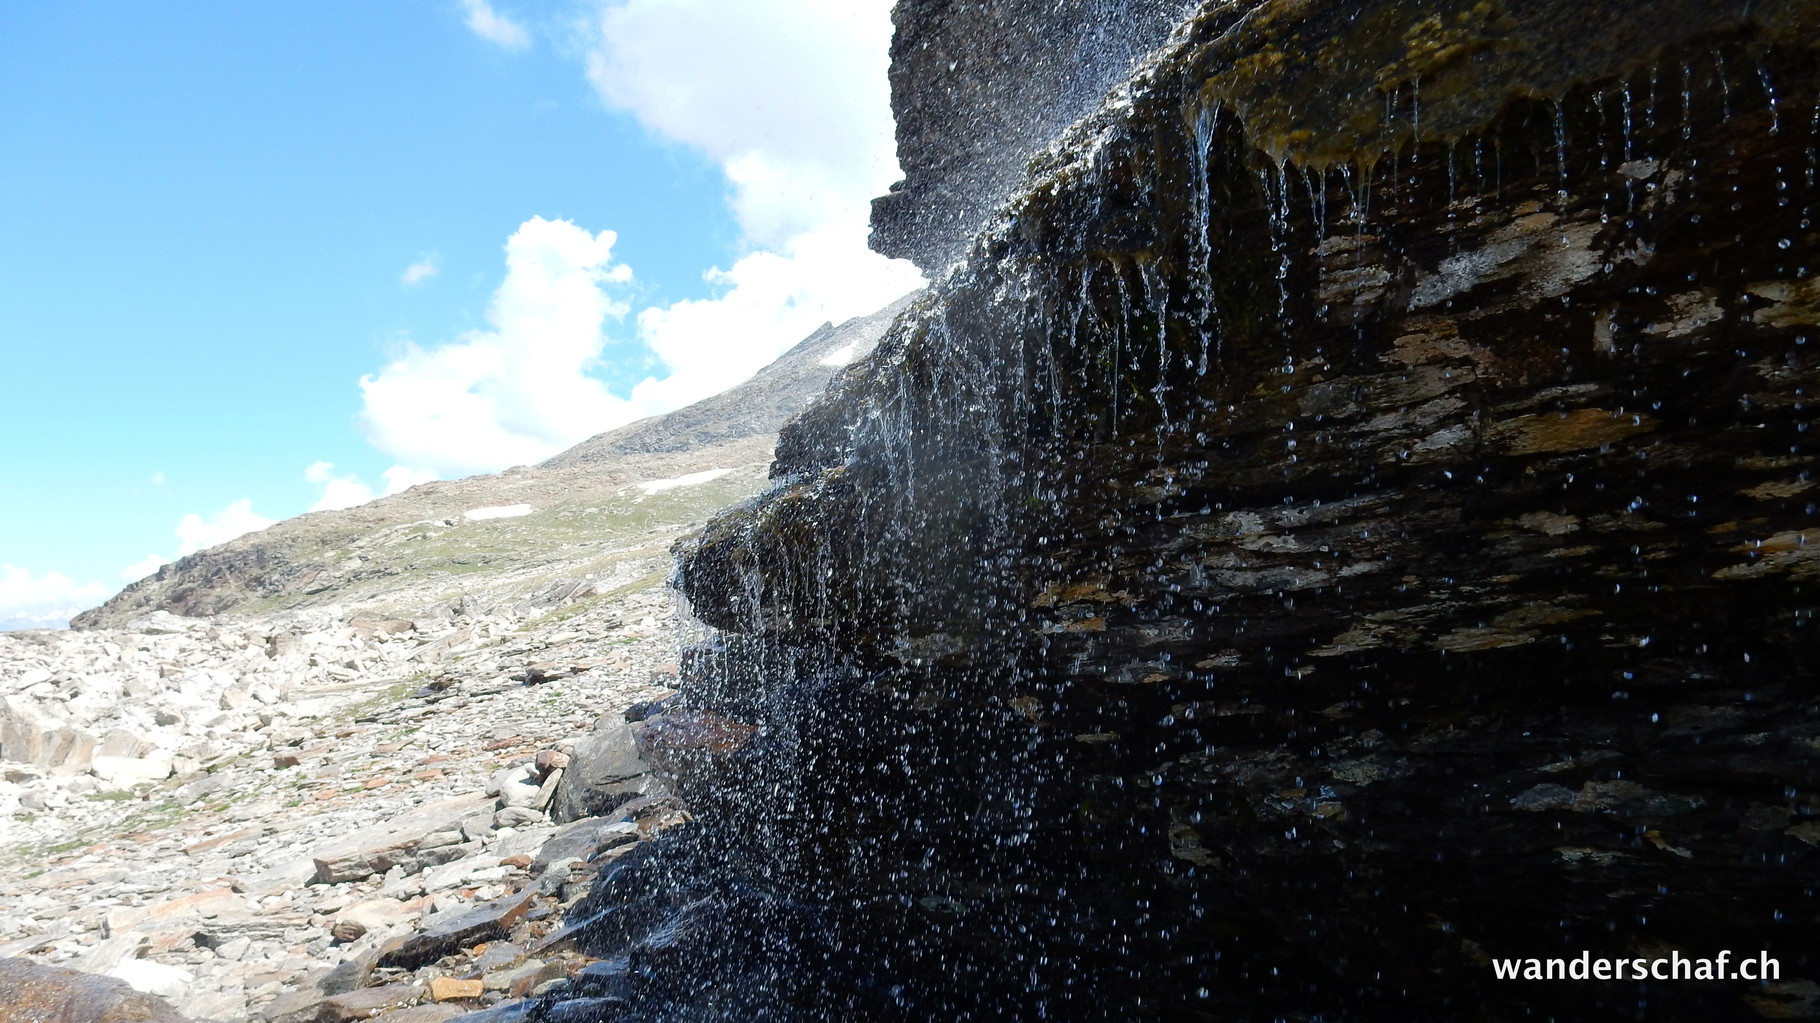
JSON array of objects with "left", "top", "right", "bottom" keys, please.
[
  {"left": 538, "top": 0, "right": 1820, "bottom": 1020},
  {"left": 0, "top": 592, "right": 685, "bottom": 1021}
]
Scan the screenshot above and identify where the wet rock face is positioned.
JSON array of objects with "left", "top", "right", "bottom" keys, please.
[
  {"left": 870, "top": 0, "right": 1191, "bottom": 272},
  {"left": 578, "top": 0, "right": 1820, "bottom": 1020}
]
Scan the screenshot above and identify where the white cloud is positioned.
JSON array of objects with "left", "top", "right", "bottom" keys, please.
[
  {"left": 120, "top": 555, "right": 167, "bottom": 583},
  {"left": 401, "top": 257, "right": 440, "bottom": 286},
  {"left": 150, "top": 471, "right": 166, "bottom": 486},
  {"left": 624, "top": 224, "right": 919, "bottom": 409},
  {"left": 313, "top": 479, "right": 374, "bottom": 511},
  {"left": 304, "top": 462, "right": 376, "bottom": 512},
  {"left": 579, "top": 0, "right": 922, "bottom": 418},
  {"left": 0, "top": 566, "right": 109, "bottom": 627},
  {"left": 359, "top": 217, "right": 639, "bottom": 478},
  {"left": 585, "top": 0, "right": 901, "bottom": 250},
  {"left": 348, "top": 1, "right": 921, "bottom": 483},
  {"left": 382, "top": 465, "right": 438, "bottom": 495},
  {"left": 175, "top": 499, "right": 274, "bottom": 557},
  {"left": 461, "top": 0, "right": 530, "bottom": 49}
]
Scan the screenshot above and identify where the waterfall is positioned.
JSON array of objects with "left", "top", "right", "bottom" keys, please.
[{"left": 514, "top": 2, "right": 1820, "bottom": 1020}]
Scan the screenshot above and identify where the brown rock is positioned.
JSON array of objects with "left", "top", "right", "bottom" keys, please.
[
  {"left": 182, "top": 828, "right": 258, "bottom": 856},
  {"left": 534, "top": 749, "right": 571, "bottom": 772},
  {"left": 632, "top": 708, "right": 756, "bottom": 785},
  {"left": 349, "top": 615, "right": 416, "bottom": 640},
  {"left": 426, "top": 976, "right": 483, "bottom": 1002},
  {"left": 0, "top": 958, "right": 190, "bottom": 1022}
]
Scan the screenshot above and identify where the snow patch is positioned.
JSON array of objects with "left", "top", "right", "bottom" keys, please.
[
  {"left": 637, "top": 468, "right": 735, "bottom": 495},
  {"left": 463, "top": 504, "right": 535, "bottom": 521}
]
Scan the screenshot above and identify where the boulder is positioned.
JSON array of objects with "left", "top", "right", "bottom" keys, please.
[
  {"left": 96, "top": 728, "right": 154, "bottom": 759},
  {"left": 0, "top": 695, "right": 97, "bottom": 772},
  {"left": 637, "top": 0, "right": 1820, "bottom": 1017},
  {"left": 489, "top": 764, "right": 542, "bottom": 809},
  {"left": 377, "top": 890, "right": 536, "bottom": 971},
  {"left": 545, "top": 720, "right": 652, "bottom": 823},
  {"left": 329, "top": 898, "right": 423, "bottom": 943},
  {"left": 0, "top": 957, "right": 191, "bottom": 1022}
]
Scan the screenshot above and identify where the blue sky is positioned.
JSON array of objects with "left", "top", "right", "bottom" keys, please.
[{"left": 0, "top": 0, "right": 919, "bottom": 627}]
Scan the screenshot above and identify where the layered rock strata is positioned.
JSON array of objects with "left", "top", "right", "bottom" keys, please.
[{"left": 559, "top": 0, "right": 1820, "bottom": 1020}]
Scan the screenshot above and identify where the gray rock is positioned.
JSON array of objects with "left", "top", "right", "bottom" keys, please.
[
  {"left": 545, "top": 720, "right": 651, "bottom": 823},
  {"left": 268, "top": 983, "right": 423, "bottom": 1023},
  {"left": 174, "top": 774, "right": 227, "bottom": 805},
  {"left": 871, "top": 0, "right": 1191, "bottom": 272},
  {"left": 527, "top": 820, "right": 623, "bottom": 876},
  {"left": 97, "top": 727, "right": 153, "bottom": 758},
  {"left": 491, "top": 764, "right": 542, "bottom": 809},
  {"left": 307, "top": 794, "right": 494, "bottom": 884},
  {"left": 492, "top": 806, "right": 545, "bottom": 829},
  {"left": 376, "top": 890, "right": 535, "bottom": 971}
]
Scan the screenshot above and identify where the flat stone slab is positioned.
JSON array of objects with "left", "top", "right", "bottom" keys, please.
[
  {"left": 377, "top": 890, "right": 536, "bottom": 971},
  {"left": 370, "top": 1007, "right": 469, "bottom": 1023},
  {"left": 308, "top": 794, "right": 495, "bottom": 884},
  {"left": 269, "top": 983, "right": 422, "bottom": 1023}
]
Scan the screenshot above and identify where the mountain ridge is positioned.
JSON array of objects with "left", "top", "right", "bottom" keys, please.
[{"left": 71, "top": 294, "right": 915, "bottom": 630}]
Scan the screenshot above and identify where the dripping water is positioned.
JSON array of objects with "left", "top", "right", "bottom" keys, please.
[
  {"left": 1809, "top": 90, "right": 1819, "bottom": 189},
  {"left": 1553, "top": 100, "right": 1571, "bottom": 195},
  {"left": 1137, "top": 255, "right": 1173, "bottom": 468},
  {"left": 1593, "top": 89, "right": 1610, "bottom": 170},
  {"left": 1760, "top": 63, "right": 1781, "bottom": 135},
  {"left": 1713, "top": 48, "right": 1734, "bottom": 124},
  {"left": 1108, "top": 262, "right": 1131, "bottom": 435},
  {"left": 1620, "top": 80, "right": 1636, "bottom": 162},
  {"left": 1682, "top": 60, "right": 1696, "bottom": 139},
  {"left": 1187, "top": 103, "right": 1220, "bottom": 374}
]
